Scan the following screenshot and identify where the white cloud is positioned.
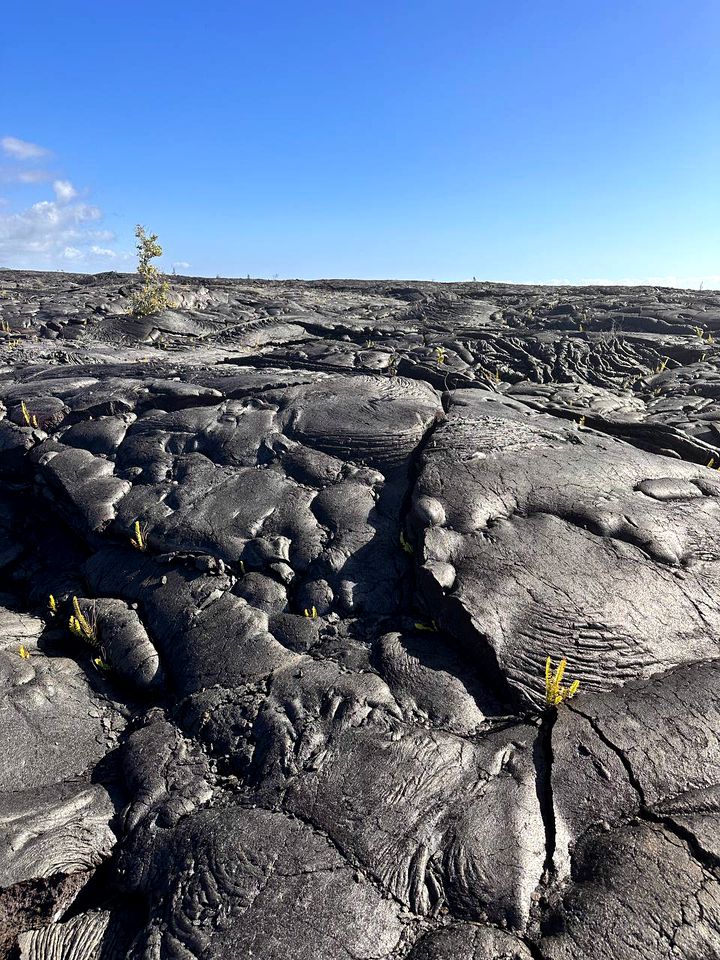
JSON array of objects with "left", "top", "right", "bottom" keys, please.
[
  {"left": 53, "top": 179, "right": 77, "bottom": 202},
  {"left": 0, "top": 168, "right": 51, "bottom": 185},
  {"left": 0, "top": 139, "right": 128, "bottom": 270},
  {"left": 172, "top": 260, "right": 190, "bottom": 270},
  {"left": 1, "top": 136, "right": 50, "bottom": 160},
  {"left": 0, "top": 195, "right": 106, "bottom": 267}
]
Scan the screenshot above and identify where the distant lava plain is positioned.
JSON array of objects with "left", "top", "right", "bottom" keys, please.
[{"left": 1, "top": 270, "right": 720, "bottom": 959}]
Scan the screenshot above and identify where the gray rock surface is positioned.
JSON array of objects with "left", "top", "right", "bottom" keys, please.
[{"left": 1, "top": 270, "right": 720, "bottom": 957}]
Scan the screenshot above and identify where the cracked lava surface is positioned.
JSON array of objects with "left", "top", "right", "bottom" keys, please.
[{"left": 1, "top": 270, "right": 720, "bottom": 958}]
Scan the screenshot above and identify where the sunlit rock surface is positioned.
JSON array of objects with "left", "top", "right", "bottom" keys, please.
[{"left": 1, "top": 270, "right": 720, "bottom": 957}]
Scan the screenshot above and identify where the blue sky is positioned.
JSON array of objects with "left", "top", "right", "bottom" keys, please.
[{"left": 1, "top": 0, "right": 719, "bottom": 284}]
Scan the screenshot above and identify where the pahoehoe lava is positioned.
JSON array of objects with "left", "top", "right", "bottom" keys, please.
[{"left": 1, "top": 270, "right": 720, "bottom": 959}]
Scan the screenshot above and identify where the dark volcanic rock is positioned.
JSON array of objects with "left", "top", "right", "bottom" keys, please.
[{"left": 1, "top": 270, "right": 720, "bottom": 957}]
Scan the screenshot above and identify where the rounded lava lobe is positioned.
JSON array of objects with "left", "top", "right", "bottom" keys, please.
[
  {"left": 128, "top": 806, "right": 406, "bottom": 960},
  {"left": 412, "top": 406, "right": 720, "bottom": 708},
  {"left": 413, "top": 494, "right": 447, "bottom": 527}
]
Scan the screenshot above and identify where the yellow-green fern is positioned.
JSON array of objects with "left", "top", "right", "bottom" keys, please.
[
  {"left": 68, "top": 597, "right": 99, "bottom": 648},
  {"left": 545, "top": 656, "right": 580, "bottom": 707},
  {"left": 20, "top": 401, "right": 38, "bottom": 428},
  {"left": 130, "top": 519, "right": 148, "bottom": 551}
]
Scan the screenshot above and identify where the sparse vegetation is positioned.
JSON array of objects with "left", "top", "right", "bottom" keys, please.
[
  {"left": 48, "top": 594, "right": 57, "bottom": 616},
  {"left": 19, "top": 645, "right": 30, "bottom": 660},
  {"left": 68, "top": 596, "right": 99, "bottom": 648},
  {"left": 436, "top": 346, "right": 445, "bottom": 365},
  {"left": 131, "top": 225, "right": 169, "bottom": 317},
  {"left": 130, "top": 519, "right": 148, "bottom": 551},
  {"left": 545, "top": 656, "right": 580, "bottom": 707},
  {"left": 303, "top": 606, "right": 318, "bottom": 619},
  {"left": 399, "top": 530, "right": 414, "bottom": 554},
  {"left": 20, "top": 400, "right": 38, "bottom": 428}
]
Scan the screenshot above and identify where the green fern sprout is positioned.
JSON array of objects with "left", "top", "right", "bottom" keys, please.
[
  {"left": 20, "top": 400, "right": 38, "bottom": 428},
  {"left": 130, "top": 519, "right": 148, "bottom": 551},
  {"left": 545, "top": 656, "right": 580, "bottom": 707},
  {"left": 68, "top": 596, "right": 99, "bottom": 648}
]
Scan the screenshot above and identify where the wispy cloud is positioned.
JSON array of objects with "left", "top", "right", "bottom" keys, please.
[
  {"left": 1, "top": 136, "right": 51, "bottom": 160},
  {"left": 53, "top": 179, "right": 77, "bottom": 202},
  {"left": 0, "top": 135, "right": 133, "bottom": 269},
  {"left": 0, "top": 196, "right": 102, "bottom": 262},
  {"left": 0, "top": 168, "right": 51, "bottom": 185}
]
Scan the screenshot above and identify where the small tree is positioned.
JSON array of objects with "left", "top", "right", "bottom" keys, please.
[{"left": 131, "top": 224, "right": 169, "bottom": 316}]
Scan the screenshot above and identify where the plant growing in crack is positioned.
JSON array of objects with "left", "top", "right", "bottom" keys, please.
[
  {"left": 68, "top": 596, "right": 99, "bottom": 648},
  {"left": 399, "top": 530, "right": 414, "bottom": 554},
  {"left": 130, "top": 519, "right": 149, "bottom": 551},
  {"left": 545, "top": 657, "right": 580, "bottom": 707},
  {"left": 20, "top": 400, "right": 39, "bottom": 428},
  {"left": 92, "top": 655, "right": 111, "bottom": 673}
]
